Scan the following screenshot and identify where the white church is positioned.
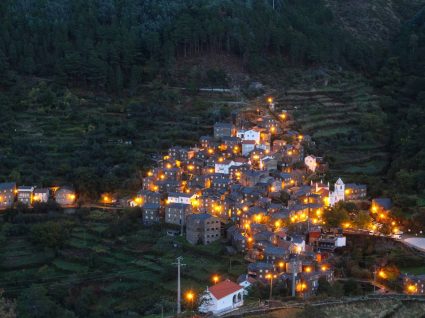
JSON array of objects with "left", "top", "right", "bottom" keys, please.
[
  {"left": 312, "top": 178, "right": 346, "bottom": 207},
  {"left": 328, "top": 178, "right": 345, "bottom": 206}
]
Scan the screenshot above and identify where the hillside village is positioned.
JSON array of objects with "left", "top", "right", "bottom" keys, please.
[{"left": 2, "top": 96, "right": 419, "bottom": 315}]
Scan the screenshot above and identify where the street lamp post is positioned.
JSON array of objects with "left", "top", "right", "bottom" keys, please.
[
  {"left": 373, "top": 268, "right": 376, "bottom": 293},
  {"left": 212, "top": 275, "right": 219, "bottom": 284},
  {"left": 266, "top": 274, "right": 276, "bottom": 300},
  {"left": 185, "top": 291, "right": 195, "bottom": 315}
]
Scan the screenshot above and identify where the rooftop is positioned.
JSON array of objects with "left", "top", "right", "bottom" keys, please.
[
  {"left": 208, "top": 279, "right": 243, "bottom": 300},
  {"left": 0, "top": 182, "right": 16, "bottom": 190},
  {"left": 187, "top": 213, "right": 214, "bottom": 221}
]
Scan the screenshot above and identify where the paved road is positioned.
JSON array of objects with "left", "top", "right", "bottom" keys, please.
[
  {"left": 335, "top": 278, "right": 389, "bottom": 293},
  {"left": 401, "top": 236, "right": 425, "bottom": 252},
  {"left": 221, "top": 294, "right": 425, "bottom": 317},
  {"left": 343, "top": 229, "right": 425, "bottom": 256}
]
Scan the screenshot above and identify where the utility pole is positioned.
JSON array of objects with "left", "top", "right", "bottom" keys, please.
[{"left": 173, "top": 256, "right": 186, "bottom": 315}]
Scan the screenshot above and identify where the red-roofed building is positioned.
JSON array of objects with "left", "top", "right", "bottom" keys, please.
[{"left": 199, "top": 279, "right": 244, "bottom": 314}]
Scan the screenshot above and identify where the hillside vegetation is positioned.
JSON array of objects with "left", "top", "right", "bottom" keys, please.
[
  {"left": 272, "top": 70, "right": 388, "bottom": 180},
  {"left": 0, "top": 81, "right": 236, "bottom": 199},
  {"left": 0, "top": 210, "right": 245, "bottom": 316},
  {"left": 0, "top": 0, "right": 373, "bottom": 91},
  {"left": 0, "top": 1, "right": 424, "bottom": 212},
  {"left": 325, "top": 0, "right": 424, "bottom": 46}
]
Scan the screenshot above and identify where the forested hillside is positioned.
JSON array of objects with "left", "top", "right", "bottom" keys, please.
[
  {"left": 376, "top": 7, "right": 425, "bottom": 216},
  {"left": 0, "top": 0, "right": 424, "bottom": 212},
  {"left": 0, "top": 0, "right": 373, "bottom": 91}
]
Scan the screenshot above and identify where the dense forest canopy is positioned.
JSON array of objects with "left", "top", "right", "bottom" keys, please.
[
  {"left": 0, "top": 0, "right": 373, "bottom": 90},
  {"left": 376, "top": 7, "right": 425, "bottom": 212}
]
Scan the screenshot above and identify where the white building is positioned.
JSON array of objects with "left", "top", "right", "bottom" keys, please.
[
  {"left": 256, "top": 142, "right": 271, "bottom": 153},
  {"left": 215, "top": 160, "right": 244, "bottom": 174},
  {"left": 238, "top": 275, "right": 255, "bottom": 295},
  {"left": 291, "top": 235, "right": 306, "bottom": 253},
  {"left": 237, "top": 128, "right": 261, "bottom": 144},
  {"left": 33, "top": 188, "right": 50, "bottom": 203},
  {"left": 17, "top": 186, "right": 35, "bottom": 205},
  {"left": 199, "top": 279, "right": 244, "bottom": 315},
  {"left": 329, "top": 178, "right": 345, "bottom": 207},
  {"left": 335, "top": 236, "right": 346, "bottom": 247},
  {"left": 167, "top": 192, "right": 196, "bottom": 205},
  {"left": 304, "top": 155, "right": 317, "bottom": 172},
  {"left": 242, "top": 140, "right": 256, "bottom": 156}
]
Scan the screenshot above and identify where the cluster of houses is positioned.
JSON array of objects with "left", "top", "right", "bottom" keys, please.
[
  {"left": 1, "top": 99, "right": 417, "bottom": 314},
  {"left": 0, "top": 183, "right": 77, "bottom": 209},
  {"left": 129, "top": 106, "right": 376, "bottom": 312}
]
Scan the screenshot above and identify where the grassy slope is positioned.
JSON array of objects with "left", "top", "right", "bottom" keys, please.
[
  {"left": 0, "top": 211, "right": 246, "bottom": 316},
  {"left": 264, "top": 69, "right": 389, "bottom": 185},
  {"left": 0, "top": 81, "right": 240, "bottom": 194}
]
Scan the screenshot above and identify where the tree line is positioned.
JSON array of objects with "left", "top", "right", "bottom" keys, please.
[
  {"left": 0, "top": 0, "right": 373, "bottom": 91},
  {"left": 375, "top": 7, "right": 425, "bottom": 215}
]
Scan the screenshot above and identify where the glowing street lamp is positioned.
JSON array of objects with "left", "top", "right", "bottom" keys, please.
[
  {"left": 407, "top": 284, "right": 418, "bottom": 294},
  {"left": 185, "top": 291, "right": 195, "bottom": 310},
  {"left": 134, "top": 197, "right": 143, "bottom": 206},
  {"left": 267, "top": 97, "right": 273, "bottom": 104},
  {"left": 343, "top": 222, "right": 351, "bottom": 229},
  {"left": 378, "top": 270, "right": 387, "bottom": 279},
  {"left": 212, "top": 275, "right": 220, "bottom": 284},
  {"left": 265, "top": 273, "right": 277, "bottom": 300}
]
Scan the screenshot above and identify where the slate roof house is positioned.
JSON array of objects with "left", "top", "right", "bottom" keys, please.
[
  {"left": 142, "top": 203, "right": 162, "bottom": 225},
  {"left": 0, "top": 182, "right": 16, "bottom": 209},
  {"left": 55, "top": 187, "right": 76, "bottom": 207},
  {"left": 186, "top": 213, "right": 221, "bottom": 245}
]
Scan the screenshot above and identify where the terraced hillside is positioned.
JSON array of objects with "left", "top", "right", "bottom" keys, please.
[
  {"left": 273, "top": 72, "right": 389, "bottom": 183},
  {"left": 0, "top": 83, "right": 240, "bottom": 197},
  {"left": 0, "top": 210, "right": 246, "bottom": 316}
]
